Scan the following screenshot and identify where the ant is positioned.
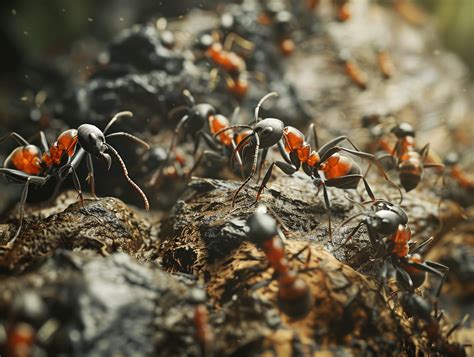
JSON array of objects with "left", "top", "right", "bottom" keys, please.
[
  {"left": 307, "top": 0, "right": 351, "bottom": 21},
  {"left": 257, "top": 4, "right": 296, "bottom": 56},
  {"left": 193, "top": 304, "right": 214, "bottom": 357},
  {"left": 444, "top": 152, "right": 474, "bottom": 191},
  {"left": 0, "top": 111, "right": 150, "bottom": 246},
  {"left": 197, "top": 32, "right": 254, "bottom": 98},
  {"left": 388, "top": 123, "right": 444, "bottom": 192},
  {"left": 245, "top": 206, "right": 314, "bottom": 319},
  {"left": 398, "top": 274, "right": 470, "bottom": 356},
  {"left": 339, "top": 51, "right": 368, "bottom": 90},
  {"left": 214, "top": 92, "right": 399, "bottom": 236},
  {"left": 151, "top": 90, "right": 245, "bottom": 185},
  {"left": 376, "top": 49, "right": 395, "bottom": 79}
]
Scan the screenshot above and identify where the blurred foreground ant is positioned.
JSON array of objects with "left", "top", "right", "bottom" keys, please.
[
  {"left": 398, "top": 275, "right": 470, "bottom": 356},
  {"left": 197, "top": 32, "right": 254, "bottom": 98},
  {"left": 215, "top": 93, "right": 399, "bottom": 236},
  {"left": 193, "top": 304, "right": 214, "bottom": 357},
  {"left": 246, "top": 206, "right": 313, "bottom": 319},
  {"left": 0, "top": 111, "right": 149, "bottom": 246}
]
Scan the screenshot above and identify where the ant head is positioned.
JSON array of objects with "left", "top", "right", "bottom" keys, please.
[
  {"left": 78, "top": 124, "right": 111, "bottom": 169},
  {"left": 254, "top": 118, "right": 285, "bottom": 148},
  {"left": 197, "top": 34, "right": 214, "bottom": 50},
  {"left": 391, "top": 123, "right": 415, "bottom": 138},
  {"left": 444, "top": 152, "right": 459, "bottom": 167},
  {"left": 369, "top": 209, "right": 403, "bottom": 235},
  {"left": 274, "top": 10, "right": 293, "bottom": 33},
  {"left": 246, "top": 207, "right": 278, "bottom": 245},
  {"left": 373, "top": 200, "right": 408, "bottom": 226}
]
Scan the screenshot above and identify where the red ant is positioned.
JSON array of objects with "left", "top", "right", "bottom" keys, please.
[
  {"left": 214, "top": 92, "right": 399, "bottom": 235},
  {"left": 151, "top": 90, "right": 245, "bottom": 185},
  {"left": 0, "top": 111, "right": 149, "bottom": 247},
  {"left": 257, "top": 5, "right": 295, "bottom": 56},
  {"left": 444, "top": 152, "right": 474, "bottom": 191},
  {"left": 246, "top": 206, "right": 314, "bottom": 319},
  {"left": 338, "top": 51, "right": 368, "bottom": 90},
  {"left": 193, "top": 304, "right": 214, "bottom": 357},
  {"left": 376, "top": 49, "right": 395, "bottom": 79},
  {"left": 389, "top": 123, "right": 444, "bottom": 192},
  {"left": 197, "top": 32, "right": 254, "bottom": 98}
]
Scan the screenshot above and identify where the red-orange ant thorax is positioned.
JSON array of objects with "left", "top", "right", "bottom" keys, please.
[
  {"left": 42, "top": 129, "right": 79, "bottom": 167},
  {"left": 279, "top": 38, "right": 295, "bottom": 56},
  {"left": 283, "top": 127, "right": 305, "bottom": 152},
  {"left": 7, "top": 323, "right": 36, "bottom": 357},
  {"left": 389, "top": 224, "right": 411, "bottom": 258},
  {"left": 227, "top": 76, "right": 248, "bottom": 97},
  {"left": 262, "top": 237, "right": 287, "bottom": 274},
  {"left": 320, "top": 153, "right": 353, "bottom": 179},
  {"left": 209, "top": 114, "right": 232, "bottom": 146},
  {"left": 4, "top": 145, "right": 42, "bottom": 175},
  {"left": 206, "top": 43, "right": 246, "bottom": 74}
]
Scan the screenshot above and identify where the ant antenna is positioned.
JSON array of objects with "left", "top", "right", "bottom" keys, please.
[
  {"left": 105, "top": 143, "right": 150, "bottom": 211},
  {"left": 255, "top": 92, "right": 278, "bottom": 124},
  {"left": 103, "top": 111, "right": 133, "bottom": 134}
]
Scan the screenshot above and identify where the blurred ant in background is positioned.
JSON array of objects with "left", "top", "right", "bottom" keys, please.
[
  {"left": 197, "top": 31, "right": 255, "bottom": 98},
  {"left": 307, "top": 0, "right": 352, "bottom": 22},
  {"left": 338, "top": 50, "right": 368, "bottom": 90},
  {"left": 246, "top": 206, "right": 314, "bottom": 319},
  {"left": 193, "top": 304, "right": 214, "bottom": 357},
  {"left": 443, "top": 152, "right": 474, "bottom": 191},
  {"left": 0, "top": 112, "right": 149, "bottom": 247},
  {"left": 214, "top": 92, "right": 399, "bottom": 238}
]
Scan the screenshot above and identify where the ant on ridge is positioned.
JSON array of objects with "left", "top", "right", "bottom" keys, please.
[
  {"left": 245, "top": 206, "right": 314, "bottom": 319},
  {"left": 444, "top": 152, "right": 474, "bottom": 191},
  {"left": 0, "top": 111, "right": 149, "bottom": 246},
  {"left": 214, "top": 92, "right": 399, "bottom": 236},
  {"left": 150, "top": 90, "right": 246, "bottom": 186}
]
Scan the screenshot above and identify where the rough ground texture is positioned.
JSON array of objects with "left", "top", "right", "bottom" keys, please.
[{"left": 0, "top": 0, "right": 473, "bottom": 355}]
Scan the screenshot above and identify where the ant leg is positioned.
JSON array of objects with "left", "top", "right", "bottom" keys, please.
[
  {"left": 103, "top": 111, "right": 133, "bottom": 134},
  {"left": 257, "top": 148, "right": 268, "bottom": 182},
  {"left": 334, "top": 221, "right": 365, "bottom": 251},
  {"left": 106, "top": 132, "right": 150, "bottom": 150},
  {"left": 409, "top": 236, "right": 434, "bottom": 254},
  {"left": 318, "top": 135, "right": 361, "bottom": 158},
  {"left": 313, "top": 178, "right": 333, "bottom": 242},
  {"left": 223, "top": 32, "right": 255, "bottom": 52},
  {"left": 86, "top": 153, "right": 97, "bottom": 199},
  {"left": 256, "top": 161, "right": 298, "bottom": 202},
  {"left": 324, "top": 174, "right": 376, "bottom": 201},
  {"left": 232, "top": 134, "right": 260, "bottom": 207},
  {"left": 186, "top": 150, "right": 224, "bottom": 182},
  {"left": 59, "top": 164, "right": 84, "bottom": 206},
  {"left": 393, "top": 264, "right": 414, "bottom": 291},
  {"left": 230, "top": 137, "right": 245, "bottom": 179},
  {"left": 6, "top": 177, "right": 33, "bottom": 247},
  {"left": 39, "top": 131, "right": 49, "bottom": 152},
  {"left": 230, "top": 131, "right": 255, "bottom": 171},
  {"left": 0, "top": 132, "right": 30, "bottom": 146},
  {"left": 105, "top": 144, "right": 150, "bottom": 211},
  {"left": 446, "top": 314, "right": 470, "bottom": 338},
  {"left": 277, "top": 140, "right": 292, "bottom": 165},
  {"left": 150, "top": 115, "right": 189, "bottom": 186}
]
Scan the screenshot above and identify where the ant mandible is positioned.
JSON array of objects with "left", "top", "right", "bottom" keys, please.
[
  {"left": 0, "top": 111, "right": 150, "bottom": 246},
  {"left": 246, "top": 206, "right": 314, "bottom": 319},
  {"left": 214, "top": 93, "right": 399, "bottom": 236}
]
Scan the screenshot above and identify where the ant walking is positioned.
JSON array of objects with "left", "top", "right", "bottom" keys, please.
[
  {"left": 214, "top": 92, "right": 399, "bottom": 237},
  {"left": 0, "top": 111, "right": 149, "bottom": 246},
  {"left": 245, "top": 206, "right": 314, "bottom": 319}
]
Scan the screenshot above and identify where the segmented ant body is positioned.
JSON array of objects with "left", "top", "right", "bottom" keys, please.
[
  {"left": 198, "top": 33, "right": 253, "bottom": 98},
  {"left": 246, "top": 207, "right": 313, "bottom": 319},
  {"left": 390, "top": 123, "right": 444, "bottom": 192},
  {"left": 0, "top": 112, "right": 149, "bottom": 246},
  {"left": 214, "top": 93, "right": 397, "bottom": 234}
]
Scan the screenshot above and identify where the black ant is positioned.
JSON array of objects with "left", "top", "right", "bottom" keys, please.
[
  {"left": 0, "top": 111, "right": 149, "bottom": 247},
  {"left": 151, "top": 90, "right": 245, "bottom": 185},
  {"left": 245, "top": 206, "right": 314, "bottom": 319},
  {"left": 398, "top": 274, "right": 470, "bottom": 356},
  {"left": 215, "top": 93, "right": 399, "bottom": 237}
]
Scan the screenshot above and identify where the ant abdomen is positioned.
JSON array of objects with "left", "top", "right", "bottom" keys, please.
[{"left": 277, "top": 271, "right": 313, "bottom": 319}]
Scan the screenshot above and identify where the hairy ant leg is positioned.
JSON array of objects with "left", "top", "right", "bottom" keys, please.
[
  {"left": 256, "top": 161, "right": 298, "bottom": 202},
  {"left": 58, "top": 162, "right": 84, "bottom": 206}
]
